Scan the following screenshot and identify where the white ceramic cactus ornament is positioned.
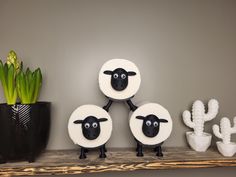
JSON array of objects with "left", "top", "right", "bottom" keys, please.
[
  {"left": 182, "top": 99, "right": 219, "bottom": 152},
  {"left": 213, "top": 117, "right": 236, "bottom": 157}
]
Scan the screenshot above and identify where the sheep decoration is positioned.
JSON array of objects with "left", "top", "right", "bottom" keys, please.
[
  {"left": 99, "top": 59, "right": 141, "bottom": 112},
  {"left": 213, "top": 117, "right": 236, "bottom": 157},
  {"left": 68, "top": 105, "right": 112, "bottom": 159},
  {"left": 129, "top": 103, "right": 173, "bottom": 157},
  {"left": 182, "top": 99, "right": 219, "bottom": 152}
]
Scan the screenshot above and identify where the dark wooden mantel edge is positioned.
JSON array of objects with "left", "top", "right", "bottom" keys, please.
[
  {"left": 1, "top": 160, "right": 236, "bottom": 177},
  {"left": 0, "top": 148, "right": 236, "bottom": 176}
]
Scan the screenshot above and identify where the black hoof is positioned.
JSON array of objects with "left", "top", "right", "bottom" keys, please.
[
  {"left": 156, "top": 152, "right": 163, "bottom": 157},
  {"left": 99, "top": 153, "right": 106, "bottom": 158},
  {"left": 137, "top": 152, "right": 144, "bottom": 157},
  {"left": 79, "top": 154, "right": 87, "bottom": 159}
]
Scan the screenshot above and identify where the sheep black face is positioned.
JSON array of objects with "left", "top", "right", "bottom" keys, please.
[
  {"left": 136, "top": 114, "right": 168, "bottom": 138},
  {"left": 103, "top": 68, "right": 136, "bottom": 91},
  {"left": 73, "top": 116, "right": 108, "bottom": 140}
]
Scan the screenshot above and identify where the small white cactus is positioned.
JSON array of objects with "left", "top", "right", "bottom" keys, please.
[
  {"left": 183, "top": 99, "right": 219, "bottom": 136},
  {"left": 213, "top": 117, "right": 236, "bottom": 144}
]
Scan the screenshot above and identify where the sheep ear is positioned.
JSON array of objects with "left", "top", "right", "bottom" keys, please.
[
  {"left": 104, "top": 70, "right": 113, "bottom": 75},
  {"left": 128, "top": 71, "right": 136, "bottom": 76},
  {"left": 73, "top": 120, "right": 83, "bottom": 124},
  {"left": 136, "top": 116, "right": 145, "bottom": 120},
  {"left": 159, "top": 119, "right": 168, "bottom": 123},
  {"left": 98, "top": 118, "right": 108, "bottom": 122}
]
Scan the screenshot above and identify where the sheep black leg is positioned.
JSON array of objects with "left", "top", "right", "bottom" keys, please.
[
  {"left": 154, "top": 142, "right": 164, "bottom": 152},
  {"left": 84, "top": 148, "right": 89, "bottom": 153},
  {"left": 103, "top": 100, "right": 113, "bottom": 112},
  {"left": 99, "top": 145, "right": 106, "bottom": 158},
  {"left": 79, "top": 147, "right": 86, "bottom": 159},
  {"left": 136, "top": 142, "right": 143, "bottom": 157},
  {"left": 134, "top": 138, "right": 138, "bottom": 152},
  {"left": 156, "top": 145, "right": 163, "bottom": 157},
  {"left": 103, "top": 144, "right": 107, "bottom": 152},
  {"left": 126, "top": 99, "right": 138, "bottom": 112}
]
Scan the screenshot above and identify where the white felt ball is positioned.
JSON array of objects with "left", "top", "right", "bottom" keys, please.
[
  {"left": 98, "top": 59, "right": 141, "bottom": 101},
  {"left": 68, "top": 105, "right": 112, "bottom": 148},
  {"left": 129, "top": 103, "right": 173, "bottom": 145}
]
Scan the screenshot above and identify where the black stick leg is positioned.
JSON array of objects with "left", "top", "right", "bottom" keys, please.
[
  {"left": 156, "top": 145, "right": 163, "bottom": 157},
  {"left": 99, "top": 145, "right": 106, "bottom": 158},
  {"left": 103, "top": 144, "right": 107, "bottom": 152},
  {"left": 136, "top": 142, "right": 139, "bottom": 152},
  {"left": 79, "top": 147, "right": 86, "bottom": 159},
  {"left": 134, "top": 138, "right": 138, "bottom": 152},
  {"left": 103, "top": 100, "right": 113, "bottom": 112},
  {"left": 136, "top": 142, "right": 143, "bottom": 157},
  {"left": 84, "top": 148, "right": 89, "bottom": 153},
  {"left": 126, "top": 99, "right": 138, "bottom": 112}
]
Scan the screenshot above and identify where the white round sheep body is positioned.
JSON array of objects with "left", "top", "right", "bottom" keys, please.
[
  {"left": 68, "top": 105, "right": 112, "bottom": 148},
  {"left": 129, "top": 103, "right": 173, "bottom": 145},
  {"left": 99, "top": 59, "right": 141, "bottom": 101}
]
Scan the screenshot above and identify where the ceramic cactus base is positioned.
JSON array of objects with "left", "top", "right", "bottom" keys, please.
[
  {"left": 216, "top": 141, "right": 236, "bottom": 157},
  {"left": 186, "top": 132, "right": 212, "bottom": 152}
]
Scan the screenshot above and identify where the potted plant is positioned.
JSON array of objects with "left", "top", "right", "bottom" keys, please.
[
  {"left": 182, "top": 99, "right": 219, "bottom": 152},
  {"left": 213, "top": 117, "right": 236, "bottom": 157},
  {"left": 0, "top": 50, "right": 50, "bottom": 163}
]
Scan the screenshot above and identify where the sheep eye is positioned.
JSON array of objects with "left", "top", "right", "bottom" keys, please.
[
  {"left": 146, "top": 120, "right": 151, "bottom": 126},
  {"left": 121, "top": 74, "right": 126, "bottom": 79},
  {"left": 113, "top": 73, "right": 119, "bottom": 79},
  {"left": 153, "top": 121, "right": 158, "bottom": 127},
  {"left": 84, "top": 123, "right": 90, "bottom": 129},
  {"left": 92, "top": 122, "right": 98, "bottom": 128}
]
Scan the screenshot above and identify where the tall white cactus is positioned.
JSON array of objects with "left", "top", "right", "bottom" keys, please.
[
  {"left": 213, "top": 117, "right": 236, "bottom": 144},
  {"left": 183, "top": 99, "right": 219, "bottom": 136}
]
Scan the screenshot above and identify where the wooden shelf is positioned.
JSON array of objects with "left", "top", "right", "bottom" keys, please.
[{"left": 0, "top": 147, "right": 236, "bottom": 176}]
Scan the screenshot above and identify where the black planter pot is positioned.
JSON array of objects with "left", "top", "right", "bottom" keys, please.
[{"left": 0, "top": 102, "right": 50, "bottom": 163}]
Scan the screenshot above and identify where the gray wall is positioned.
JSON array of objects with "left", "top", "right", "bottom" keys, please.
[{"left": 0, "top": 0, "right": 236, "bottom": 176}]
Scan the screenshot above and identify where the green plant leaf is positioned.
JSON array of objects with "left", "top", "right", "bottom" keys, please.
[
  {"left": 32, "top": 68, "right": 42, "bottom": 103},
  {"left": 20, "top": 71, "right": 28, "bottom": 104},
  {"left": 29, "top": 70, "right": 35, "bottom": 103},
  {"left": 16, "top": 71, "right": 22, "bottom": 101},
  {"left": 0, "top": 60, "right": 9, "bottom": 102},
  {"left": 25, "top": 68, "right": 30, "bottom": 100},
  {"left": 7, "top": 64, "right": 14, "bottom": 101}
]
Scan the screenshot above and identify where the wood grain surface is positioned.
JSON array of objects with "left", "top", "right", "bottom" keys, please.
[{"left": 0, "top": 147, "right": 236, "bottom": 176}]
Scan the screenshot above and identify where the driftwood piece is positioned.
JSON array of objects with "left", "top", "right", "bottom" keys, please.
[{"left": 0, "top": 147, "right": 236, "bottom": 176}]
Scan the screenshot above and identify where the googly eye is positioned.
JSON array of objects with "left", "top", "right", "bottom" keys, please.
[
  {"left": 92, "top": 122, "right": 98, "bottom": 128},
  {"left": 146, "top": 120, "right": 151, "bottom": 126},
  {"left": 153, "top": 121, "right": 158, "bottom": 127},
  {"left": 121, "top": 74, "right": 126, "bottom": 79},
  {"left": 84, "top": 123, "right": 90, "bottom": 129},
  {"left": 113, "top": 73, "right": 118, "bottom": 79}
]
